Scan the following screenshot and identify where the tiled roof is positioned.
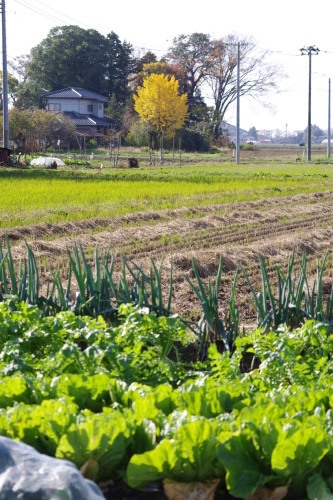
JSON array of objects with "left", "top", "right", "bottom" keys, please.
[
  {"left": 41, "top": 87, "right": 108, "bottom": 102},
  {"left": 63, "top": 111, "right": 115, "bottom": 127}
]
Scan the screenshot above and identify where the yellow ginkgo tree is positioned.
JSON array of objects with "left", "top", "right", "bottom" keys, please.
[{"left": 133, "top": 73, "right": 188, "bottom": 162}]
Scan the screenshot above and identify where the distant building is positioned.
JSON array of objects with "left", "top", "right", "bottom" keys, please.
[
  {"left": 41, "top": 87, "right": 116, "bottom": 140},
  {"left": 219, "top": 121, "right": 247, "bottom": 144}
]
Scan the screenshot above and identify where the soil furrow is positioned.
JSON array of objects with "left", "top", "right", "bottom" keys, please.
[{"left": 3, "top": 190, "right": 333, "bottom": 328}]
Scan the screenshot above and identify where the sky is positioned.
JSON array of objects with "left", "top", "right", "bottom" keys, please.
[{"left": 4, "top": 0, "right": 333, "bottom": 133}]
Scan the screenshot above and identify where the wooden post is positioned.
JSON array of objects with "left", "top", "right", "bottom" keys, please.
[
  {"left": 160, "top": 132, "right": 164, "bottom": 165},
  {"left": 153, "top": 137, "right": 155, "bottom": 167},
  {"left": 179, "top": 137, "right": 182, "bottom": 165},
  {"left": 172, "top": 132, "right": 175, "bottom": 165},
  {"left": 117, "top": 136, "right": 120, "bottom": 166}
]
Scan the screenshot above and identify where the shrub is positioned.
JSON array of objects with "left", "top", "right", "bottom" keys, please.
[
  {"left": 241, "top": 143, "right": 259, "bottom": 151},
  {"left": 86, "top": 139, "right": 98, "bottom": 150},
  {"left": 177, "top": 128, "right": 210, "bottom": 152}
]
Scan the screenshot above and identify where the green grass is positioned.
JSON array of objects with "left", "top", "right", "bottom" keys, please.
[{"left": 1, "top": 163, "right": 333, "bottom": 228}]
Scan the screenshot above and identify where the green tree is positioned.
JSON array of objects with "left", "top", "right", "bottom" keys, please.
[
  {"left": 8, "top": 108, "right": 76, "bottom": 152},
  {"left": 106, "top": 93, "right": 123, "bottom": 124},
  {"left": 300, "top": 124, "right": 325, "bottom": 143},
  {"left": 30, "top": 25, "right": 107, "bottom": 91},
  {"left": 104, "top": 31, "right": 133, "bottom": 102},
  {"left": 132, "top": 51, "right": 157, "bottom": 87},
  {"left": 9, "top": 55, "right": 46, "bottom": 109},
  {"left": 25, "top": 26, "right": 109, "bottom": 97},
  {"left": 14, "top": 80, "right": 47, "bottom": 110},
  {"left": 24, "top": 26, "right": 133, "bottom": 107},
  {"left": 248, "top": 126, "right": 258, "bottom": 141},
  {"left": 0, "top": 71, "right": 19, "bottom": 105},
  {"left": 126, "top": 119, "right": 154, "bottom": 147}
]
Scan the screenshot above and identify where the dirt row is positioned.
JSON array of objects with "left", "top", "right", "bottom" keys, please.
[{"left": 2, "top": 190, "right": 333, "bottom": 328}]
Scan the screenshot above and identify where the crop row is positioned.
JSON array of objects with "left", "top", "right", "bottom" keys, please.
[
  {"left": 115, "top": 207, "right": 333, "bottom": 264},
  {"left": 1, "top": 238, "right": 333, "bottom": 359},
  {"left": 1, "top": 298, "right": 333, "bottom": 498}
]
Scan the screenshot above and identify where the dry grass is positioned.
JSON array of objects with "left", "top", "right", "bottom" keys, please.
[{"left": 2, "top": 190, "right": 333, "bottom": 328}]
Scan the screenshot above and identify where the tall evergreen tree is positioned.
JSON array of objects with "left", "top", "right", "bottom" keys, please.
[
  {"left": 26, "top": 26, "right": 108, "bottom": 94},
  {"left": 104, "top": 32, "right": 133, "bottom": 102},
  {"left": 23, "top": 26, "right": 133, "bottom": 107}
]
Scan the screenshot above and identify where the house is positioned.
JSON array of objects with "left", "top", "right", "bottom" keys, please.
[
  {"left": 41, "top": 87, "right": 116, "bottom": 140},
  {"left": 219, "top": 121, "right": 247, "bottom": 144}
]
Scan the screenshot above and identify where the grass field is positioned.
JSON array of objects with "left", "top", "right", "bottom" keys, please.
[
  {"left": 1, "top": 161, "right": 333, "bottom": 228},
  {"left": 1, "top": 149, "right": 333, "bottom": 327}
]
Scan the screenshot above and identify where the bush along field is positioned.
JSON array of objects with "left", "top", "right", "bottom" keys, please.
[{"left": 1, "top": 240, "right": 333, "bottom": 498}]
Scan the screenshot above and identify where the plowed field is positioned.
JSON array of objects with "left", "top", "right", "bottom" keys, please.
[{"left": 2, "top": 184, "right": 333, "bottom": 329}]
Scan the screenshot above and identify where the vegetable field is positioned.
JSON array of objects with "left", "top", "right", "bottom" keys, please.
[
  {"left": 1, "top": 301, "right": 333, "bottom": 499},
  {"left": 2, "top": 161, "right": 333, "bottom": 328},
  {"left": 1, "top": 155, "right": 333, "bottom": 498}
]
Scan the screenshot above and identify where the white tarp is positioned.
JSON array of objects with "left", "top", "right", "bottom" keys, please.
[{"left": 30, "top": 156, "right": 65, "bottom": 166}]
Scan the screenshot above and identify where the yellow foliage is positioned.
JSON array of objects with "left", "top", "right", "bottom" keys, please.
[
  {"left": 134, "top": 74, "right": 188, "bottom": 137},
  {"left": 141, "top": 62, "right": 169, "bottom": 76}
]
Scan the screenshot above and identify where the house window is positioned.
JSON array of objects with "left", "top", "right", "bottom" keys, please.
[
  {"left": 98, "top": 104, "right": 102, "bottom": 110},
  {"left": 48, "top": 103, "right": 61, "bottom": 111},
  {"left": 87, "top": 104, "right": 93, "bottom": 112}
]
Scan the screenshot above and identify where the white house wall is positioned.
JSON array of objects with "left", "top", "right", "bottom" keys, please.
[{"left": 47, "top": 98, "right": 104, "bottom": 117}]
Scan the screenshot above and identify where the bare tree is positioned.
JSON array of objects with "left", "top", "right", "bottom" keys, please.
[
  {"left": 8, "top": 55, "right": 31, "bottom": 83},
  {"left": 205, "top": 35, "right": 283, "bottom": 137},
  {"left": 166, "top": 33, "right": 213, "bottom": 113}
]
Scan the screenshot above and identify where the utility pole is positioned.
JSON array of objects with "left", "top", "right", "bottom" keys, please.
[
  {"left": 300, "top": 46, "right": 320, "bottom": 162},
  {"left": 236, "top": 42, "right": 240, "bottom": 164},
  {"left": 328, "top": 78, "right": 331, "bottom": 159},
  {"left": 0, "top": 0, "right": 9, "bottom": 149}
]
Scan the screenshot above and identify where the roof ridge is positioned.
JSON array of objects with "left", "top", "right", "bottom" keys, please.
[{"left": 71, "top": 88, "right": 82, "bottom": 97}]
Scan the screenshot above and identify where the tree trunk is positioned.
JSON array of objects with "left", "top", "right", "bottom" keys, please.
[{"left": 160, "top": 132, "right": 164, "bottom": 165}]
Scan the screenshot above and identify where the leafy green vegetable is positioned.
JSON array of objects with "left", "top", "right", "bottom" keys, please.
[
  {"left": 0, "top": 375, "right": 34, "bottom": 407},
  {"left": 0, "top": 397, "right": 78, "bottom": 455},
  {"left": 272, "top": 423, "right": 329, "bottom": 497},
  {"left": 126, "top": 420, "right": 223, "bottom": 488},
  {"left": 51, "top": 373, "right": 111, "bottom": 411},
  {"left": 56, "top": 413, "right": 133, "bottom": 480},
  {"left": 217, "top": 431, "right": 270, "bottom": 498},
  {"left": 307, "top": 473, "right": 333, "bottom": 500}
]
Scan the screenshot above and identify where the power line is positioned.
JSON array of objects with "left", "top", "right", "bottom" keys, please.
[
  {"left": 267, "top": 50, "right": 303, "bottom": 57},
  {"left": 13, "top": 0, "right": 69, "bottom": 24},
  {"left": 12, "top": 0, "right": 94, "bottom": 30},
  {"left": 30, "top": 0, "right": 88, "bottom": 26}
]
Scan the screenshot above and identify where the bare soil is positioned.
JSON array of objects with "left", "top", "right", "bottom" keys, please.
[{"left": 2, "top": 190, "right": 333, "bottom": 329}]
